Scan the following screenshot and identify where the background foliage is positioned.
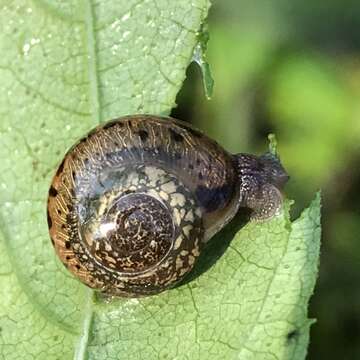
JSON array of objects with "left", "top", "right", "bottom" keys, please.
[{"left": 173, "top": 0, "right": 360, "bottom": 359}]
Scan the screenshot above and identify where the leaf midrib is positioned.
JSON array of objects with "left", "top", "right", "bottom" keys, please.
[
  {"left": 85, "top": 0, "right": 101, "bottom": 125},
  {"left": 74, "top": 288, "right": 95, "bottom": 360},
  {"left": 73, "top": 0, "right": 100, "bottom": 358}
]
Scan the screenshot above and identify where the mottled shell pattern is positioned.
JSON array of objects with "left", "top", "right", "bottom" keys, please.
[{"left": 47, "top": 115, "right": 240, "bottom": 297}]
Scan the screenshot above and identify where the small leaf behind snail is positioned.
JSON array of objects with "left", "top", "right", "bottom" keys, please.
[{"left": 47, "top": 115, "right": 288, "bottom": 297}]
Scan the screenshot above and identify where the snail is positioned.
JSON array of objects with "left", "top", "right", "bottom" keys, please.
[{"left": 47, "top": 115, "right": 288, "bottom": 297}]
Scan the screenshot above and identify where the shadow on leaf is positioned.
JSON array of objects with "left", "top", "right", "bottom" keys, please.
[{"left": 177, "top": 208, "right": 252, "bottom": 287}]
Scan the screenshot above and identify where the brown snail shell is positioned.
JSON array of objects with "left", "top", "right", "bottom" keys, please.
[{"left": 47, "top": 115, "right": 288, "bottom": 297}]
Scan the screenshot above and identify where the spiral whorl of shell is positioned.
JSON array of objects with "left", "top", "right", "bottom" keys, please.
[
  {"left": 49, "top": 158, "right": 203, "bottom": 296},
  {"left": 78, "top": 164, "right": 203, "bottom": 295}
]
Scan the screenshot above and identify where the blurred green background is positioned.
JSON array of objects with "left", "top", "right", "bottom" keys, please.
[{"left": 172, "top": 0, "right": 360, "bottom": 358}]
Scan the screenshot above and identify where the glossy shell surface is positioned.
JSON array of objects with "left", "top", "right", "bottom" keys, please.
[{"left": 47, "top": 115, "right": 240, "bottom": 296}]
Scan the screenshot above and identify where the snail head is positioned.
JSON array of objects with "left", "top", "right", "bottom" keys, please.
[
  {"left": 258, "top": 152, "right": 289, "bottom": 190},
  {"left": 235, "top": 152, "right": 289, "bottom": 219}
]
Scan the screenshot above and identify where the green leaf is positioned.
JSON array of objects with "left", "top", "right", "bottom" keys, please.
[{"left": 0, "top": 1, "right": 321, "bottom": 360}]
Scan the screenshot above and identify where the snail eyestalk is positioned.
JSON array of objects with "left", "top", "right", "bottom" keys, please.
[{"left": 268, "top": 133, "right": 278, "bottom": 156}]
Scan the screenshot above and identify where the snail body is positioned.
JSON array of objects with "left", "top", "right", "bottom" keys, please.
[{"left": 47, "top": 115, "right": 288, "bottom": 297}]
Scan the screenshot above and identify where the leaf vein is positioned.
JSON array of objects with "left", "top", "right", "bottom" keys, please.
[{"left": 84, "top": 0, "right": 102, "bottom": 124}]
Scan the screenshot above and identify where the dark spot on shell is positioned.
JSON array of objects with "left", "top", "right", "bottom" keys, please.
[
  {"left": 67, "top": 204, "right": 73, "bottom": 212},
  {"left": 75, "top": 264, "right": 81, "bottom": 270},
  {"left": 50, "top": 237, "right": 55, "bottom": 246},
  {"left": 169, "top": 128, "right": 184, "bottom": 142},
  {"left": 174, "top": 153, "right": 182, "bottom": 160},
  {"left": 66, "top": 213, "right": 73, "bottom": 226},
  {"left": 103, "top": 120, "right": 119, "bottom": 130},
  {"left": 138, "top": 130, "right": 149, "bottom": 142},
  {"left": 65, "top": 241, "right": 71, "bottom": 249},
  {"left": 79, "top": 136, "right": 88, "bottom": 144},
  {"left": 287, "top": 329, "right": 299, "bottom": 342},
  {"left": 61, "top": 224, "right": 66, "bottom": 229},
  {"left": 57, "top": 209, "right": 62, "bottom": 215},
  {"left": 71, "top": 171, "right": 76, "bottom": 179},
  {"left": 49, "top": 186, "right": 58, "bottom": 197},
  {"left": 188, "top": 164, "right": 194, "bottom": 170},
  {"left": 122, "top": 189, "right": 134, "bottom": 196},
  {"left": 47, "top": 210, "right": 52, "bottom": 228},
  {"left": 198, "top": 172, "right": 203, "bottom": 180},
  {"left": 88, "top": 127, "right": 98, "bottom": 136},
  {"left": 195, "top": 184, "right": 233, "bottom": 212},
  {"left": 66, "top": 255, "right": 71, "bottom": 260},
  {"left": 84, "top": 158, "right": 89, "bottom": 166},
  {"left": 56, "top": 159, "right": 65, "bottom": 176},
  {"left": 196, "top": 159, "right": 201, "bottom": 165}
]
